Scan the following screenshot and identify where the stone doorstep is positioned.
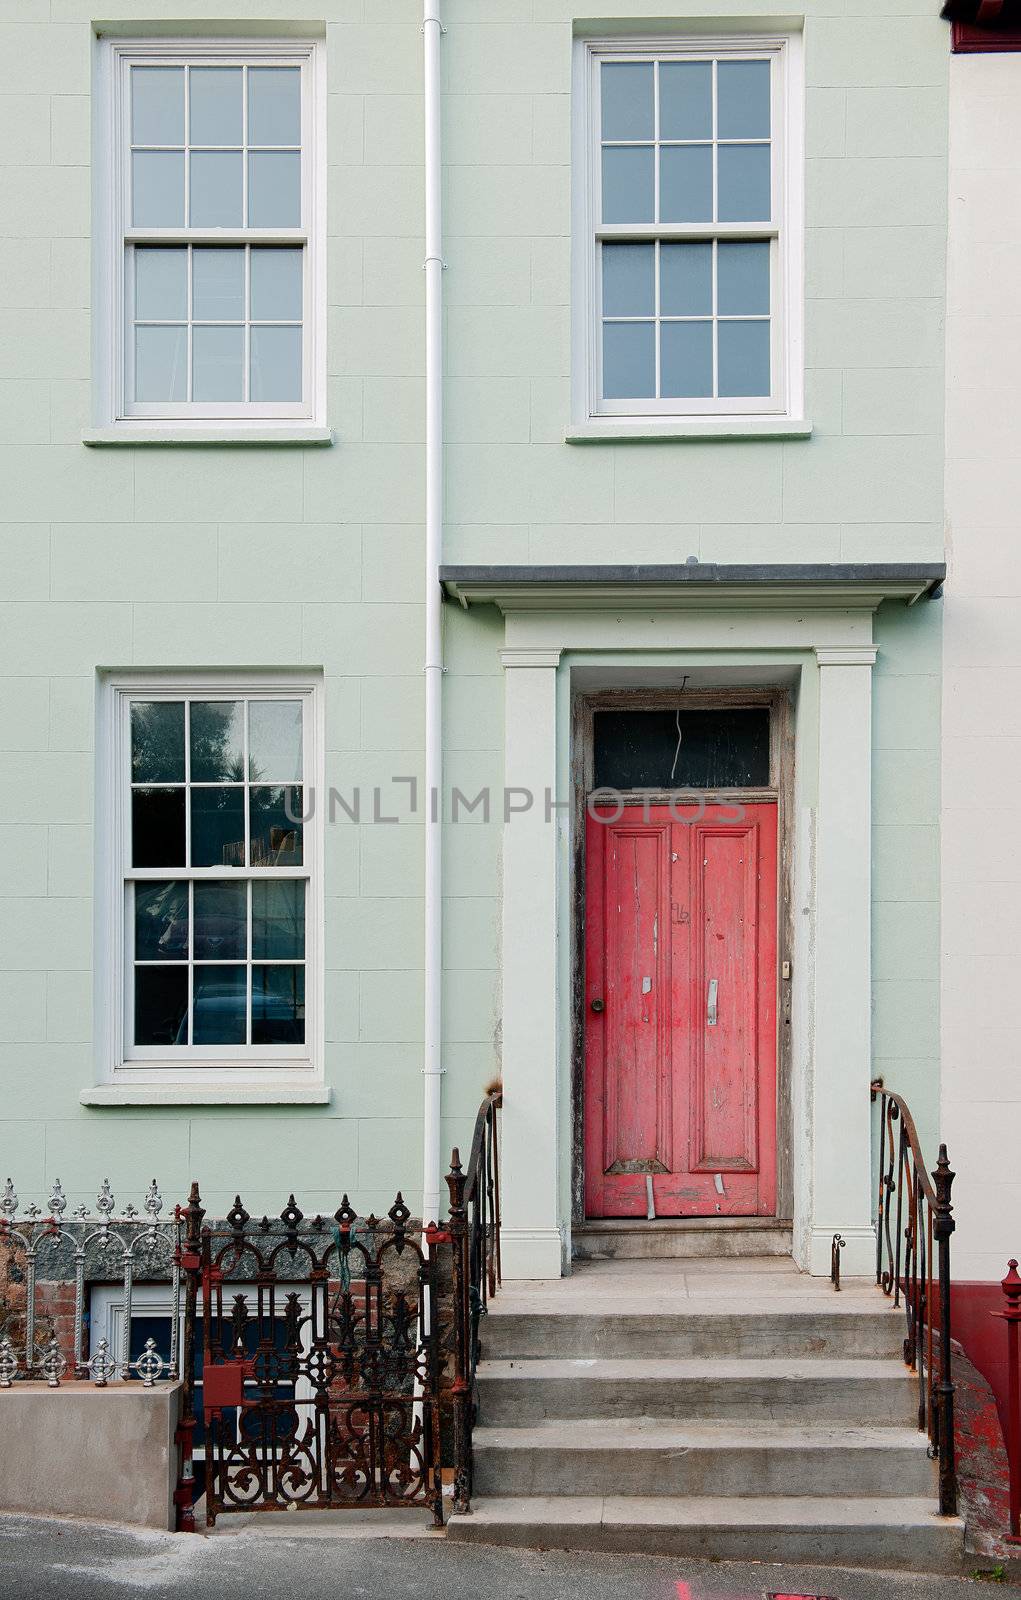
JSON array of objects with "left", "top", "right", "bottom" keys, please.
[
  {"left": 475, "top": 1355, "right": 922, "bottom": 1425},
  {"left": 482, "top": 1310, "right": 908, "bottom": 1361},
  {"left": 444, "top": 1495, "right": 967, "bottom": 1572}
]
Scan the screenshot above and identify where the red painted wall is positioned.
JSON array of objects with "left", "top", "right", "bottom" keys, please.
[{"left": 953, "top": 1282, "right": 1013, "bottom": 1440}]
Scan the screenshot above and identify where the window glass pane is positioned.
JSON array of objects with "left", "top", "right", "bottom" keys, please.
[
  {"left": 134, "top": 882, "right": 188, "bottom": 961},
  {"left": 660, "top": 145, "right": 712, "bottom": 223},
  {"left": 250, "top": 787, "right": 303, "bottom": 866},
  {"left": 193, "top": 250, "right": 245, "bottom": 322},
  {"left": 135, "top": 966, "right": 188, "bottom": 1047},
  {"left": 132, "top": 701, "right": 185, "bottom": 783},
  {"left": 252, "top": 965, "right": 305, "bottom": 1044},
  {"left": 601, "top": 243, "right": 654, "bottom": 319},
  {"left": 248, "top": 67, "right": 301, "bottom": 146},
  {"left": 191, "top": 787, "right": 245, "bottom": 868},
  {"left": 194, "top": 881, "right": 247, "bottom": 960},
  {"left": 717, "top": 144, "right": 771, "bottom": 223},
  {"left": 718, "top": 60, "right": 770, "bottom": 140},
  {"left": 659, "top": 61, "right": 712, "bottom": 140},
  {"left": 126, "top": 1314, "right": 174, "bottom": 1369},
  {"left": 252, "top": 881, "right": 305, "bottom": 960},
  {"left": 718, "top": 319, "right": 770, "bottom": 397},
  {"left": 192, "top": 326, "right": 244, "bottom": 403},
  {"left": 135, "top": 327, "right": 187, "bottom": 403},
  {"left": 189, "top": 66, "right": 242, "bottom": 146},
  {"left": 660, "top": 242, "right": 712, "bottom": 316},
  {"left": 249, "top": 701, "right": 302, "bottom": 782},
  {"left": 717, "top": 241, "right": 770, "bottom": 316},
  {"left": 601, "top": 146, "right": 654, "bottom": 224},
  {"left": 135, "top": 248, "right": 187, "bottom": 321},
  {"left": 661, "top": 320, "right": 713, "bottom": 398},
  {"left": 250, "top": 327, "right": 302, "bottom": 402},
  {"left": 601, "top": 62, "right": 654, "bottom": 140},
  {"left": 190, "top": 151, "right": 243, "bottom": 227},
  {"left": 132, "top": 151, "right": 184, "bottom": 227},
  {"left": 130, "top": 794, "right": 185, "bottom": 873},
  {"left": 133, "top": 789, "right": 186, "bottom": 868},
  {"left": 247, "top": 152, "right": 301, "bottom": 227},
  {"left": 593, "top": 708, "right": 771, "bottom": 789},
  {"left": 131, "top": 66, "right": 184, "bottom": 146},
  {"left": 603, "top": 322, "right": 655, "bottom": 400},
  {"left": 190, "top": 701, "right": 244, "bottom": 782},
  {"left": 250, "top": 248, "right": 303, "bottom": 321},
  {"left": 193, "top": 966, "right": 246, "bottom": 1045}
]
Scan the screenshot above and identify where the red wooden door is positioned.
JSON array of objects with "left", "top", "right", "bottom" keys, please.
[{"left": 584, "top": 803, "right": 778, "bottom": 1218}]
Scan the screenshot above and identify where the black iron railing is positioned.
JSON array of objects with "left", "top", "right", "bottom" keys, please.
[
  {"left": 446, "top": 1088, "right": 502, "bottom": 1516},
  {"left": 871, "top": 1080, "right": 957, "bottom": 1516},
  {"left": 178, "top": 1185, "right": 448, "bottom": 1528}
]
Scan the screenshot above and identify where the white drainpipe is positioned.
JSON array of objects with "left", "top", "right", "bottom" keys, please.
[{"left": 421, "top": 0, "right": 444, "bottom": 1231}]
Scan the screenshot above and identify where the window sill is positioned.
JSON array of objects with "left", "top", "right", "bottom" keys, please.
[
  {"left": 82, "top": 425, "right": 334, "bottom": 447},
  {"left": 566, "top": 417, "right": 813, "bottom": 443},
  {"left": 81, "top": 1082, "right": 332, "bottom": 1107}
]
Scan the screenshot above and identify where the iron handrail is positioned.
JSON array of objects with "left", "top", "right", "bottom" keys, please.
[
  {"left": 870, "top": 1079, "right": 957, "bottom": 1516},
  {"left": 445, "top": 1088, "right": 502, "bottom": 1515}
]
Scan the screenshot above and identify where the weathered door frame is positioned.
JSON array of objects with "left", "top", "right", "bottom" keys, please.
[{"left": 569, "top": 686, "right": 795, "bottom": 1229}]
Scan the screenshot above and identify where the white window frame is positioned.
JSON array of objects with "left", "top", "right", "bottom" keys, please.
[
  {"left": 91, "top": 671, "right": 326, "bottom": 1104},
  {"left": 92, "top": 36, "right": 327, "bottom": 439},
  {"left": 570, "top": 32, "right": 806, "bottom": 440}
]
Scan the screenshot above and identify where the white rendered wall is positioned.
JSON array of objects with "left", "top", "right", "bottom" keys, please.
[{"left": 943, "top": 52, "right": 1021, "bottom": 1282}]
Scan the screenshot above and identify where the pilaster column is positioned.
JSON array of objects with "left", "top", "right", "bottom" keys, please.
[
  {"left": 810, "top": 645, "right": 878, "bottom": 1275},
  {"left": 499, "top": 646, "right": 563, "bottom": 1279}
]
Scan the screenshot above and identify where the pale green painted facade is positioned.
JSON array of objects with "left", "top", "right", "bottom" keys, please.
[{"left": 0, "top": 2, "right": 946, "bottom": 1225}]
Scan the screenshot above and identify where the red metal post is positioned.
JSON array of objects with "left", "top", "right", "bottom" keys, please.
[{"left": 998, "top": 1258, "right": 1021, "bottom": 1542}]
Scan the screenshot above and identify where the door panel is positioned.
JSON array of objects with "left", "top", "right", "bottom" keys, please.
[
  {"left": 602, "top": 824, "right": 671, "bottom": 1177},
  {"left": 691, "top": 823, "right": 758, "bottom": 1173},
  {"left": 584, "top": 803, "right": 777, "bottom": 1219}
]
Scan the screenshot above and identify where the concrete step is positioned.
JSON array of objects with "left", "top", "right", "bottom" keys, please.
[
  {"left": 483, "top": 1306, "right": 906, "bottom": 1360},
  {"left": 572, "top": 1218, "right": 794, "bottom": 1261},
  {"left": 472, "top": 1418, "right": 937, "bottom": 1499},
  {"left": 476, "top": 1356, "right": 918, "bottom": 1425},
  {"left": 445, "top": 1493, "right": 965, "bottom": 1572}
]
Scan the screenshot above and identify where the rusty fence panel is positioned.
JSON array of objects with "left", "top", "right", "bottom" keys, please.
[{"left": 182, "top": 1188, "right": 449, "bottom": 1528}]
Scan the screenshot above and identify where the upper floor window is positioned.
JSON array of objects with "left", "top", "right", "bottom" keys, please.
[
  {"left": 94, "top": 674, "right": 324, "bottom": 1098},
  {"left": 94, "top": 39, "right": 324, "bottom": 436},
  {"left": 573, "top": 35, "right": 804, "bottom": 436}
]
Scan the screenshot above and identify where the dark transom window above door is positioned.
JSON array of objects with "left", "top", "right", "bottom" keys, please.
[{"left": 593, "top": 707, "right": 770, "bottom": 791}]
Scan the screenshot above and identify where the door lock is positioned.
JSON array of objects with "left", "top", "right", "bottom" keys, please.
[
  {"left": 590, "top": 998, "right": 605, "bottom": 1013},
  {"left": 707, "top": 978, "right": 718, "bottom": 1027}
]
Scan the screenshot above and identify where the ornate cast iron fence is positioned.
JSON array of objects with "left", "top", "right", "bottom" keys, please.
[
  {"left": 447, "top": 1088, "right": 502, "bottom": 1516},
  {"left": 870, "top": 1080, "right": 957, "bottom": 1516},
  {"left": 182, "top": 1185, "right": 450, "bottom": 1528},
  {"left": 0, "top": 1177, "right": 181, "bottom": 1387}
]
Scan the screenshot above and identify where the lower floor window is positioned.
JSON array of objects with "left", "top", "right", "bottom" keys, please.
[
  {"left": 89, "top": 1284, "right": 309, "bottom": 1500},
  {"left": 99, "top": 673, "right": 321, "bottom": 1081}
]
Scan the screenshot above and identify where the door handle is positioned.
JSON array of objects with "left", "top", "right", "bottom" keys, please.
[{"left": 707, "top": 978, "right": 718, "bottom": 1027}]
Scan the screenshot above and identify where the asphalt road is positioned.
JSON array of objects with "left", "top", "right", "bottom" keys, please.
[{"left": 1, "top": 1517, "right": 1020, "bottom": 1600}]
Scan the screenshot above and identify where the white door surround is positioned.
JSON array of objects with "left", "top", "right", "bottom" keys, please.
[{"left": 439, "top": 572, "right": 940, "bottom": 1282}]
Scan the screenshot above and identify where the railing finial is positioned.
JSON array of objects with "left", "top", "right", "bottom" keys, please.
[{"left": 445, "top": 1147, "right": 466, "bottom": 1216}]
